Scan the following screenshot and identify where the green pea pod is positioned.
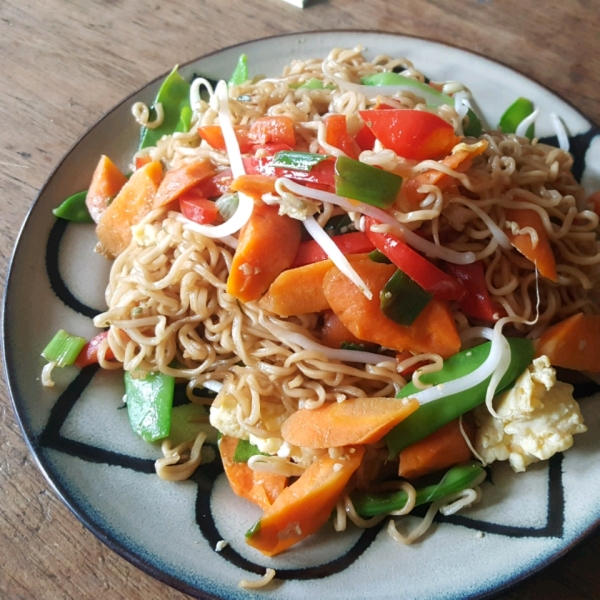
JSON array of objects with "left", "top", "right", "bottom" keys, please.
[
  {"left": 168, "top": 403, "right": 217, "bottom": 447},
  {"left": 360, "top": 72, "right": 482, "bottom": 137},
  {"left": 52, "top": 191, "right": 93, "bottom": 223},
  {"left": 140, "top": 66, "right": 191, "bottom": 149},
  {"left": 271, "top": 150, "right": 329, "bottom": 172},
  {"left": 380, "top": 269, "right": 433, "bottom": 326},
  {"left": 125, "top": 371, "right": 175, "bottom": 442},
  {"left": 228, "top": 54, "right": 248, "bottom": 86},
  {"left": 499, "top": 97, "right": 535, "bottom": 139},
  {"left": 290, "top": 78, "right": 335, "bottom": 91},
  {"left": 335, "top": 155, "right": 402, "bottom": 209},
  {"left": 177, "top": 105, "right": 193, "bottom": 134},
  {"left": 233, "top": 438, "right": 266, "bottom": 462},
  {"left": 385, "top": 337, "right": 534, "bottom": 456},
  {"left": 351, "top": 462, "right": 485, "bottom": 518}
]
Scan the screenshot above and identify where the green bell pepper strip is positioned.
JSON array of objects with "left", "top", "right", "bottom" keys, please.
[
  {"left": 385, "top": 337, "right": 534, "bottom": 456},
  {"left": 368, "top": 249, "right": 392, "bottom": 264},
  {"left": 380, "top": 269, "right": 433, "bottom": 326},
  {"left": 228, "top": 54, "right": 248, "bottom": 86},
  {"left": 499, "top": 97, "right": 535, "bottom": 140},
  {"left": 42, "top": 329, "right": 87, "bottom": 367},
  {"left": 351, "top": 462, "right": 485, "bottom": 518},
  {"left": 271, "top": 150, "right": 329, "bottom": 172},
  {"left": 125, "top": 371, "right": 175, "bottom": 442},
  {"left": 335, "top": 156, "right": 403, "bottom": 209},
  {"left": 360, "top": 72, "right": 482, "bottom": 137},
  {"left": 52, "top": 191, "right": 93, "bottom": 223},
  {"left": 139, "top": 66, "right": 192, "bottom": 149}
]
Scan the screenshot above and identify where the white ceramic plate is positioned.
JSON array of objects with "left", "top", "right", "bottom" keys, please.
[{"left": 4, "top": 31, "right": 600, "bottom": 600}]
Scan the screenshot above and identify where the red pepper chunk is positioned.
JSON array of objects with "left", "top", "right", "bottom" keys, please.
[
  {"left": 74, "top": 331, "right": 115, "bottom": 368},
  {"left": 291, "top": 231, "right": 375, "bottom": 268},
  {"left": 365, "top": 218, "right": 466, "bottom": 302},
  {"left": 443, "top": 261, "right": 504, "bottom": 322},
  {"left": 359, "top": 109, "right": 460, "bottom": 161},
  {"left": 179, "top": 189, "right": 219, "bottom": 224},
  {"left": 325, "top": 114, "right": 358, "bottom": 159},
  {"left": 198, "top": 125, "right": 254, "bottom": 153}
]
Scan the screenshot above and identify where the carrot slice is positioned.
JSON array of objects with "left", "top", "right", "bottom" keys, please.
[
  {"left": 535, "top": 313, "right": 600, "bottom": 372},
  {"left": 230, "top": 174, "right": 277, "bottom": 199},
  {"left": 258, "top": 254, "right": 370, "bottom": 317},
  {"left": 398, "top": 416, "right": 475, "bottom": 480},
  {"left": 219, "top": 435, "right": 287, "bottom": 511},
  {"left": 245, "top": 446, "right": 365, "bottom": 556},
  {"left": 153, "top": 159, "right": 216, "bottom": 208},
  {"left": 320, "top": 310, "right": 365, "bottom": 348},
  {"left": 322, "top": 258, "right": 460, "bottom": 357},
  {"left": 96, "top": 160, "right": 163, "bottom": 259},
  {"left": 401, "top": 141, "right": 488, "bottom": 209},
  {"left": 504, "top": 207, "right": 557, "bottom": 281},
  {"left": 226, "top": 203, "right": 302, "bottom": 302},
  {"left": 281, "top": 396, "right": 419, "bottom": 449},
  {"left": 86, "top": 155, "right": 129, "bottom": 223}
]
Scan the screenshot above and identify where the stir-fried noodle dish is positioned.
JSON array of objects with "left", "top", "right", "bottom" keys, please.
[{"left": 43, "top": 46, "right": 600, "bottom": 566}]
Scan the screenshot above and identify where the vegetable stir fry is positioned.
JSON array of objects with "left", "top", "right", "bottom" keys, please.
[{"left": 45, "top": 46, "right": 598, "bottom": 561}]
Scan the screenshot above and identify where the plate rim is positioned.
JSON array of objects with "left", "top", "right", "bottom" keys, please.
[{"left": 3, "top": 28, "right": 600, "bottom": 600}]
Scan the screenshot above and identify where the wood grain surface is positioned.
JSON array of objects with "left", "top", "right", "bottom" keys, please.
[{"left": 1, "top": 1, "right": 599, "bottom": 598}]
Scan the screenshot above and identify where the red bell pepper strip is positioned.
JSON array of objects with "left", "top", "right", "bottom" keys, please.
[
  {"left": 193, "top": 156, "right": 336, "bottom": 199},
  {"left": 135, "top": 155, "right": 153, "bottom": 170},
  {"left": 291, "top": 231, "right": 375, "bottom": 268},
  {"left": 325, "top": 114, "right": 358, "bottom": 159},
  {"left": 359, "top": 109, "right": 460, "bottom": 161},
  {"left": 198, "top": 116, "right": 296, "bottom": 154},
  {"left": 74, "top": 331, "right": 115, "bottom": 368},
  {"left": 365, "top": 218, "right": 466, "bottom": 302},
  {"left": 355, "top": 123, "right": 376, "bottom": 152},
  {"left": 179, "top": 189, "right": 219, "bottom": 224},
  {"left": 198, "top": 125, "right": 254, "bottom": 153},
  {"left": 442, "top": 261, "right": 503, "bottom": 322}
]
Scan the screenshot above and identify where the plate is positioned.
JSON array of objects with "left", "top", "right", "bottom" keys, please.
[{"left": 4, "top": 30, "right": 600, "bottom": 600}]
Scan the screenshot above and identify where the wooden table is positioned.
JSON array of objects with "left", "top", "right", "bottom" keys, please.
[{"left": 1, "top": 1, "right": 598, "bottom": 598}]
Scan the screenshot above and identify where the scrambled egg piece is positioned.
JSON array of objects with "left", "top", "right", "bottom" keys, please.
[
  {"left": 209, "top": 392, "right": 314, "bottom": 465},
  {"left": 474, "top": 356, "right": 587, "bottom": 472}
]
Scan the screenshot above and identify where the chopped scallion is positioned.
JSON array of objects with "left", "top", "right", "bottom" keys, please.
[{"left": 41, "top": 329, "right": 87, "bottom": 367}]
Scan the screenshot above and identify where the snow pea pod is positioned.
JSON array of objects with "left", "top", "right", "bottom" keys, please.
[
  {"left": 385, "top": 337, "right": 534, "bottom": 456},
  {"left": 499, "top": 97, "right": 535, "bottom": 139},
  {"left": 140, "top": 66, "right": 191, "bottom": 149},
  {"left": 125, "top": 370, "right": 175, "bottom": 442},
  {"left": 228, "top": 54, "right": 248, "bottom": 86},
  {"left": 361, "top": 72, "right": 482, "bottom": 137},
  {"left": 52, "top": 190, "right": 93, "bottom": 223},
  {"left": 351, "top": 462, "right": 485, "bottom": 518}
]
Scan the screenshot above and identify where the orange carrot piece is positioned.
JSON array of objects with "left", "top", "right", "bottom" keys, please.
[
  {"left": 219, "top": 435, "right": 287, "bottom": 511},
  {"left": 398, "top": 416, "right": 475, "bottom": 480},
  {"left": 322, "top": 258, "right": 460, "bottom": 357},
  {"left": 258, "top": 254, "right": 370, "bottom": 317},
  {"left": 96, "top": 160, "right": 163, "bottom": 259},
  {"left": 504, "top": 207, "right": 557, "bottom": 281},
  {"left": 226, "top": 203, "right": 302, "bottom": 302},
  {"left": 535, "top": 313, "right": 600, "bottom": 372},
  {"left": 86, "top": 155, "right": 129, "bottom": 224},
  {"left": 259, "top": 260, "right": 332, "bottom": 316},
  {"left": 320, "top": 310, "right": 365, "bottom": 348},
  {"left": 281, "top": 396, "right": 419, "bottom": 449},
  {"left": 401, "top": 141, "right": 488, "bottom": 209},
  {"left": 153, "top": 159, "right": 216, "bottom": 208},
  {"left": 230, "top": 174, "right": 277, "bottom": 199},
  {"left": 246, "top": 446, "right": 365, "bottom": 556}
]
